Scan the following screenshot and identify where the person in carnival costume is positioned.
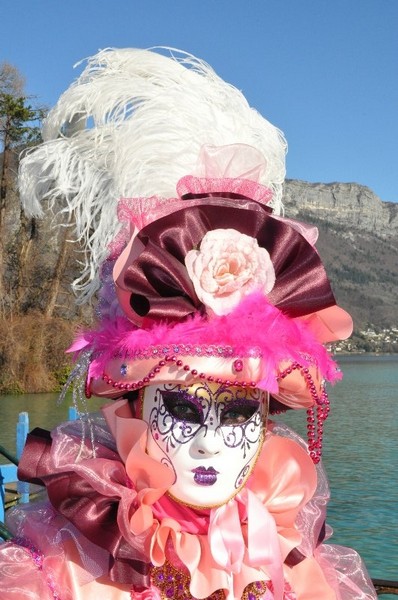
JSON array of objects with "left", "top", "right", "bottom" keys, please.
[{"left": 0, "top": 48, "right": 377, "bottom": 600}]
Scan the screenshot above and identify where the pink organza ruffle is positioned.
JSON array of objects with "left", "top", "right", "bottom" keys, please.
[
  {"left": 177, "top": 175, "right": 272, "bottom": 204},
  {"left": 0, "top": 501, "right": 112, "bottom": 599},
  {"left": 1, "top": 412, "right": 377, "bottom": 600},
  {"left": 177, "top": 143, "right": 273, "bottom": 206}
]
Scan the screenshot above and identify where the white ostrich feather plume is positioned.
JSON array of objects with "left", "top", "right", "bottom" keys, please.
[{"left": 19, "top": 47, "right": 287, "bottom": 301}]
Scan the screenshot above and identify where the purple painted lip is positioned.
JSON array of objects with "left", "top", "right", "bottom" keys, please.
[{"left": 192, "top": 466, "right": 219, "bottom": 486}]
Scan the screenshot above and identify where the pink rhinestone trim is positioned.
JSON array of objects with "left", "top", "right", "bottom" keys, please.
[
  {"left": 116, "top": 343, "right": 256, "bottom": 360},
  {"left": 103, "top": 353, "right": 258, "bottom": 392}
]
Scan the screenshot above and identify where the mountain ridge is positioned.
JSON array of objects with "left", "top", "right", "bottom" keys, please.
[
  {"left": 283, "top": 179, "right": 398, "bottom": 350},
  {"left": 283, "top": 179, "right": 398, "bottom": 236}
]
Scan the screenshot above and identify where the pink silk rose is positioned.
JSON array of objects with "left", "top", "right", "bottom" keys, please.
[{"left": 185, "top": 229, "right": 275, "bottom": 316}]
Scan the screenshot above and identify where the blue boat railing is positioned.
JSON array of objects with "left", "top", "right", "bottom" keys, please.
[
  {"left": 0, "top": 408, "right": 78, "bottom": 523},
  {"left": 0, "top": 412, "right": 29, "bottom": 522},
  {"left": 1, "top": 411, "right": 397, "bottom": 595}
]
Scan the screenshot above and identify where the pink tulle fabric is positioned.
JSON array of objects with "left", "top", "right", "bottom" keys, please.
[
  {"left": 112, "top": 143, "right": 273, "bottom": 246},
  {"left": 0, "top": 412, "right": 377, "bottom": 600},
  {"left": 176, "top": 144, "right": 272, "bottom": 206},
  {"left": 176, "top": 175, "right": 273, "bottom": 205}
]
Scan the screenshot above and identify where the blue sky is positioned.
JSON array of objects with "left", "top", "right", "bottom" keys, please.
[{"left": 2, "top": 0, "right": 397, "bottom": 202}]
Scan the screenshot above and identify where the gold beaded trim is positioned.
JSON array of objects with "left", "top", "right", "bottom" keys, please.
[
  {"left": 242, "top": 580, "right": 269, "bottom": 600},
  {"left": 151, "top": 560, "right": 268, "bottom": 600}
]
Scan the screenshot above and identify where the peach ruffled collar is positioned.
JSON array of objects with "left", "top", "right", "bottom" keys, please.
[{"left": 103, "top": 399, "right": 317, "bottom": 600}]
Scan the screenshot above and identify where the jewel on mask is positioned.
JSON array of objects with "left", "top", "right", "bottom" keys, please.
[
  {"left": 233, "top": 359, "right": 244, "bottom": 372},
  {"left": 120, "top": 364, "right": 128, "bottom": 376}
]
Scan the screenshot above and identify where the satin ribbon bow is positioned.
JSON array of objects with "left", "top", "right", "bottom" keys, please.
[{"left": 209, "top": 488, "right": 284, "bottom": 600}]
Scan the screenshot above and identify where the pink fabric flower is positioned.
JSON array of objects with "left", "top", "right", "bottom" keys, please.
[{"left": 185, "top": 228, "right": 275, "bottom": 315}]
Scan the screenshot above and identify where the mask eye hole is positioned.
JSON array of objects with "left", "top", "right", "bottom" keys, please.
[
  {"left": 161, "top": 391, "right": 203, "bottom": 424},
  {"left": 220, "top": 400, "right": 260, "bottom": 426}
]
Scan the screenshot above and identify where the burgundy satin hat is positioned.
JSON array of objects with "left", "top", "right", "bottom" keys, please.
[
  {"left": 86, "top": 192, "right": 352, "bottom": 418},
  {"left": 113, "top": 197, "right": 352, "bottom": 342}
]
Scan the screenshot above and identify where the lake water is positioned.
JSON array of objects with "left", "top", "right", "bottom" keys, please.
[
  {"left": 0, "top": 354, "right": 397, "bottom": 582},
  {"left": 283, "top": 354, "right": 398, "bottom": 581}
]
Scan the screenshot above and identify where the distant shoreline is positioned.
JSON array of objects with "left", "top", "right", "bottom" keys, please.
[{"left": 334, "top": 352, "right": 398, "bottom": 361}]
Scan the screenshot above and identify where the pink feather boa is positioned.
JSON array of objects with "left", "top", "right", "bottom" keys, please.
[{"left": 72, "top": 293, "right": 340, "bottom": 387}]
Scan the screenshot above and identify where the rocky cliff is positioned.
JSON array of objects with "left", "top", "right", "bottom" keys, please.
[
  {"left": 283, "top": 180, "right": 398, "bottom": 342},
  {"left": 283, "top": 180, "right": 398, "bottom": 237}
]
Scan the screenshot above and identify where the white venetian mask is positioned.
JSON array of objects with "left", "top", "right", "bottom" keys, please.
[{"left": 141, "top": 381, "right": 267, "bottom": 508}]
